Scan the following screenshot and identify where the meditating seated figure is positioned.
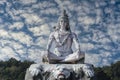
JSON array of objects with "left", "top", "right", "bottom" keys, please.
[
  {"left": 42, "top": 10, "right": 84, "bottom": 64},
  {"left": 25, "top": 10, "right": 95, "bottom": 80}
]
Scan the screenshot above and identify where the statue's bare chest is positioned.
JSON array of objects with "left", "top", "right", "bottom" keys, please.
[{"left": 53, "top": 31, "right": 73, "bottom": 46}]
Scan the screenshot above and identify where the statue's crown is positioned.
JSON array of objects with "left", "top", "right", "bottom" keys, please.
[{"left": 59, "top": 10, "right": 68, "bottom": 20}]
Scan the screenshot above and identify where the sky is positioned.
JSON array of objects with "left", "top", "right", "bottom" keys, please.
[{"left": 0, "top": 0, "right": 120, "bottom": 66}]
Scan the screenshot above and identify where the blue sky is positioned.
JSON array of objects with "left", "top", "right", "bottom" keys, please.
[{"left": 0, "top": 0, "right": 120, "bottom": 66}]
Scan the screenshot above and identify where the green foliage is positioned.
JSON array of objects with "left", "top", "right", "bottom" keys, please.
[
  {"left": 95, "top": 61, "right": 120, "bottom": 80},
  {"left": 0, "top": 58, "right": 34, "bottom": 80},
  {"left": 0, "top": 58, "right": 119, "bottom": 80}
]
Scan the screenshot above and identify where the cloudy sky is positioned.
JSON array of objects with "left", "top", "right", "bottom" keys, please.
[{"left": 0, "top": 0, "right": 120, "bottom": 66}]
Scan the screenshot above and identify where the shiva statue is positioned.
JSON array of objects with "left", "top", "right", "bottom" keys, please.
[
  {"left": 42, "top": 10, "right": 84, "bottom": 64},
  {"left": 25, "top": 10, "right": 95, "bottom": 80}
]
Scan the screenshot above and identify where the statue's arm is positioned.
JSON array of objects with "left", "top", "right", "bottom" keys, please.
[
  {"left": 46, "top": 32, "right": 55, "bottom": 52},
  {"left": 72, "top": 33, "right": 80, "bottom": 52}
]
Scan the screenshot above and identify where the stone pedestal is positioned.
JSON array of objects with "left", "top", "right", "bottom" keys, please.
[{"left": 25, "top": 63, "right": 95, "bottom": 80}]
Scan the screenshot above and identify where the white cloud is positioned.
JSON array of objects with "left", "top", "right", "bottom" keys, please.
[
  {"left": 37, "top": 1, "right": 56, "bottom": 9},
  {"left": 92, "top": 30, "right": 106, "bottom": 42},
  {"left": 40, "top": 24, "right": 50, "bottom": 35},
  {"left": 20, "top": 13, "right": 43, "bottom": 25},
  {"left": 99, "top": 1, "right": 107, "bottom": 6},
  {"left": 100, "top": 51, "right": 112, "bottom": 58},
  {"left": 78, "top": 16, "right": 95, "bottom": 25},
  {"left": 0, "top": 46, "right": 20, "bottom": 61},
  {"left": 0, "top": 29, "right": 10, "bottom": 38},
  {"left": 114, "top": 57, "right": 120, "bottom": 63},
  {"left": 9, "top": 22, "right": 24, "bottom": 30},
  {"left": 35, "top": 37, "right": 48, "bottom": 48},
  {"left": 85, "top": 53, "right": 101, "bottom": 66},
  {"left": 40, "top": 8, "right": 59, "bottom": 15},
  {"left": 2, "top": 1, "right": 22, "bottom": 21},
  {"left": 0, "top": 18, "right": 2, "bottom": 23},
  {"left": 19, "top": 0, "right": 37, "bottom": 5},
  {"left": 102, "top": 59, "right": 110, "bottom": 66},
  {"left": 0, "top": 39, "right": 28, "bottom": 58},
  {"left": 28, "top": 48, "right": 43, "bottom": 63},
  {"left": 69, "top": 20, "right": 76, "bottom": 31},
  {"left": 63, "top": 1, "right": 76, "bottom": 11},
  {"left": 10, "top": 41, "right": 23, "bottom": 50},
  {"left": 95, "top": 1, "right": 100, "bottom": 8},
  {"left": 28, "top": 26, "right": 41, "bottom": 36},
  {"left": 110, "top": 0, "right": 116, "bottom": 4},
  {"left": 54, "top": 0, "right": 64, "bottom": 10},
  {"left": 101, "top": 44, "right": 113, "bottom": 51},
  {"left": 104, "top": 7, "right": 112, "bottom": 14},
  {"left": 28, "top": 24, "right": 50, "bottom": 36},
  {"left": 0, "top": 39, "right": 19, "bottom": 48},
  {"left": 0, "top": 0, "right": 6, "bottom": 3},
  {"left": 0, "top": 8, "right": 4, "bottom": 14},
  {"left": 98, "top": 38, "right": 111, "bottom": 44},
  {"left": 80, "top": 43, "right": 94, "bottom": 51},
  {"left": 107, "top": 25, "right": 120, "bottom": 42},
  {"left": 95, "top": 9, "right": 102, "bottom": 23},
  {"left": 10, "top": 32, "right": 33, "bottom": 46},
  {"left": 63, "top": 1, "right": 71, "bottom": 5}
]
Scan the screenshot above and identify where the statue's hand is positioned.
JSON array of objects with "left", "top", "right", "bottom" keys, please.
[
  {"left": 82, "top": 64, "right": 94, "bottom": 78},
  {"left": 29, "top": 64, "right": 43, "bottom": 76}
]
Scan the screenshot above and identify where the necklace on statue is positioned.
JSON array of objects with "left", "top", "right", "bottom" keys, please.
[{"left": 57, "top": 31, "right": 70, "bottom": 46}]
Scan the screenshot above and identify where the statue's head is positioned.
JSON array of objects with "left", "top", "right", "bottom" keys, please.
[{"left": 57, "top": 10, "right": 71, "bottom": 32}]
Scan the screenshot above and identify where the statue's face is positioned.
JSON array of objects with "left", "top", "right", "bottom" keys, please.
[
  {"left": 52, "top": 66, "right": 71, "bottom": 80},
  {"left": 59, "top": 18, "right": 68, "bottom": 30}
]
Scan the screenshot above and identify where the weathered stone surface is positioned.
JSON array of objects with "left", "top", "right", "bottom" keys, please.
[{"left": 25, "top": 63, "right": 94, "bottom": 80}]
